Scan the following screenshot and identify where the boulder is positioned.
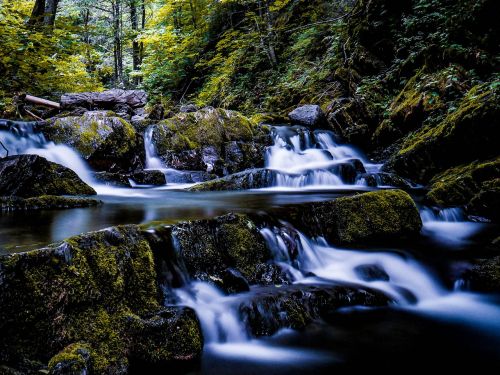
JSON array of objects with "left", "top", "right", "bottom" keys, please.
[
  {"left": 48, "top": 343, "right": 93, "bottom": 375},
  {"left": 44, "top": 111, "right": 144, "bottom": 173},
  {"left": 287, "top": 189, "right": 422, "bottom": 245},
  {"left": 384, "top": 82, "right": 499, "bottom": 183},
  {"left": 189, "top": 168, "right": 276, "bottom": 191},
  {"left": 0, "top": 225, "right": 203, "bottom": 373},
  {"left": 130, "top": 170, "right": 166, "bottom": 186},
  {"left": 171, "top": 213, "right": 280, "bottom": 286},
  {"left": 179, "top": 104, "right": 198, "bottom": 113},
  {"left": 465, "top": 256, "right": 500, "bottom": 293},
  {"left": 238, "top": 284, "right": 390, "bottom": 337},
  {"left": 151, "top": 107, "right": 271, "bottom": 175},
  {"left": 93, "top": 171, "right": 132, "bottom": 187},
  {"left": 425, "top": 157, "right": 500, "bottom": 221},
  {"left": 0, "top": 195, "right": 101, "bottom": 211},
  {"left": 0, "top": 155, "right": 96, "bottom": 197},
  {"left": 288, "top": 105, "right": 327, "bottom": 128},
  {"left": 61, "top": 90, "right": 147, "bottom": 110}
]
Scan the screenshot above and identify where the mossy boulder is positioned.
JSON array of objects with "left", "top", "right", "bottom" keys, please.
[
  {"left": 172, "top": 213, "right": 282, "bottom": 286},
  {"left": 0, "top": 225, "right": 203, "bottom": 373},
  {"left": 287, "top": 189, "right": 422, "bottom": 245},
  {"left": 465, "top": 256, "right": 500, "bottom": 293},
  {"left": 151, "top": 107, "right": 271, "bottom": 174},
  {"left": 238, "top": 284, "right": 391, "bottom": 337},
  {"left": 426, "top": 157, "right": 500, "bottom": 220},
  {"left": 0, "top": 195, "right": 101, "bottom": 211},
  {"left": 44, "top": 111, "right": 144, "bottom": 173},
  {"left": 0, "top": 155, "right": 96, "bottom": 197},
  {"left": 48, "top": 343, "right": 92, "bottom": 375},
  {"left": 384, "top": 82, "right": 499, "bottom": 183}
]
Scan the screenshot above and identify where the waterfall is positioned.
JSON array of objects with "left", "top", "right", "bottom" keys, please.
[
  {"left": 0, "top": 121, "right": 94, "bottom": 186},
  {"left": 264, "top": 126, "right": 380, "bottom": 188},
  {"left": 144, "top": 126, "right": 164, "bottom": 170}
]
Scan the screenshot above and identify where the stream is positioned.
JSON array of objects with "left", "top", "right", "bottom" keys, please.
[{"left": 1, "top": 122, "right": 499, "bottom": 371}]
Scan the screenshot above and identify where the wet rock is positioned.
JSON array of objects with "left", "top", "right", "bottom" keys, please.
[
  {"left": 0, "top": 226, "right": 163, "bottom": 373},
  {"left": 465, "top": 256, "right": 500, "bottom": 293},
  {"left": 148, "top": 103, "right": 165, "bottom": 120},
  {"left": 44, "top": 111, "right": 144, "bottom": 173},
  {"left": 288, "top": 189, "right": 422, "bottom": 245},
  {"left": 0, "top": 195, "right": 101, "bottom": 211},
  {"left": 166, "top": 170, "right": 215, "bottom": 184},
  {"left": 354, "top": 264, "right": 390, "bottom": 282},
  {"left": 0, "top": 155, "right": 96, "bottom": 197},
  {"left": 131, "top": 170, "right": 166, "bottom": 186},
  {"left": 126, "top": 307, "right": 203, "bottom": 367},
  {"left": 189, "top": 169, "right": 276, "bottom": 191},
  {"left": 221, "top": 268, "right": 250, "bottom": 294},
  {"left": 93, "top": 171, "right": 132, "bottom": 187},
  {"left": 238, "top": 284, "right": 391, "bottom": 337},
  {"left": 288, "top": 105, "right": 326, "bottom": 128},
  {"left": 358, "top": 172, "right": 415, "bottom": 189},
  {"left": 329, "top": 159, "right": 366, "bottom": 184},
  {"left": 172, "top": 213, "right": 274, "bottom": 285}
]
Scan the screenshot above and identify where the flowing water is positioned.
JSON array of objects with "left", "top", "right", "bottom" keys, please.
[{"left": 1, "top": 121, "right": 499, "bottom": 371}]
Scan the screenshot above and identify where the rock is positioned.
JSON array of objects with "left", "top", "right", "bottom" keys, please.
[
  {"left": 0, "top": 195, "right": 101, "bottom": 211},
  {"left": 126, "top": 307, "right": 203, "bottom": 368},
  {"left": 171, "top": 213, "right": 274, "bottom": 285},
  {"left": 48, "top": 343, "right": 92, "bottom": 375},
  {"left": 354, "top": 264, "right": 390, "bottom": 282},
  {"left": 329, "top": 159, "right": 366, "bottom": 184},
  {"left": 238, "top": 284, "right": 391, "bottom": 337},
  {"left": 425, "top": 157, "right": 500, "bottom": 221},
  {"left": 148, "top": 103, "right": 165, "bottom": 120},
  {"left": 221, "top": 268, "right": 250, "bottom": 294},
  {"left": 0, "top": 155, "right": 96, "bottom": 197},
  {"left": 189, "top": 169, "right": 276, "bottom": 191},
  {"left": 93, "top": 171, "right": 132, "bottom": 187},
  {"left": 384, "top": 82, "right": 499, "bottom": 183},
  {"left": 45, "top": 111, "right": 144, "bottom": 173},
  {"left": 61, "top": 90, "right": 147, "bottom": 111},
  {"left": 151, "top": 107, "right": 270, "bottom": 175},
  {"left": 179, "top": 104, "right": 198, "bottom": 113},
  {"left": 0, "top": 225, "right": 193, "bottom": 374},
  {"left": 287, "top": 189, "right": 422, "bottom": 245},
  {"left": 130, "top": 170, "right": 166, "bottom": 186},
  {"left": 358, "top": 172, "right": 415, "bottom": 189},
  {"left": 465, "top": 256, "right": 500, "bottom": 293},
  {"left": 166, "top": 170, "right": 215, "bottom": 184},
  {"left": 288, "top": 105, "right": 326, "bottom": 128}
]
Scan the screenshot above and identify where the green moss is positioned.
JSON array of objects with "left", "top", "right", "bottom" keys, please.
[
  {"left": 0, "top": 195, "right": 101, "bottom": 211},
  {"left": 153, "top": 108, "right": 256, "bottom": 154},
  {"left": 48, "top": 343, "right": 93, "bottom": 374}
]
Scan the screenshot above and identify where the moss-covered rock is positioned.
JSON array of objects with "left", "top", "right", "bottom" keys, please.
[
  {"left": 44, "top": 111, "right": 144, "bottom": 173},
  {"left": 288, "top": 189, "right": 422, "bottom": 245},
  {"left": 238, "top": 284, "right": 391, "bottom": 337},
  {"left": 151, "top": 107, "right": 271, "bottom": 174},
  {"left": 0, "top": 155, "right": 96, "bottom": 197},
  {"left": 385, "top": 82, "right": 499, "bottom": 182},
  {"left": 0, "top": 225, "right": 203, "bottom": 373},
  {"left": 189, "top": 168, "right": 276, "bottom": 191},
  {"left": 48, "top": 343, "right": 92, "bottom": 375},
  {"left": 465, "top": 256, "right": 500, "bottom": 293},
  {"left": 0, "top": 195, "right": 101, "bottom": 211},
  {"left": 426, "top": 157, "right": 500, "bottom": 220},
  {"left": 172, "top": 213, "right": 279, "bottom": 285}
]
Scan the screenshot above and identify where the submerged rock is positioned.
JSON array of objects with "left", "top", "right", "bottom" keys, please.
[
  {"left": 0, "top": 195, "right": 101, "bottom": 211},
  {"left": 288, "top": 189, "right": 422, "bottom": 245},
  {"left": 239, "top": 284, "right": 391, "bottom": 337},
  {"left": 44, "top": 111, "right": 144, "bottom": 173},
  {"left": 0, "top": 155, "right": 96, "bottom": 197},
  {"left": 288, "top": 105, "right": 327, "bottom": 128},
  {"left": 0, "top": 225, "right": 203, "bottom": 373}
]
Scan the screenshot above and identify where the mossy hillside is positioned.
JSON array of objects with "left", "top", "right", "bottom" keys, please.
[
  {"left": 385, "top": 81, "right": 499, "bottom": 182},
  {"left": 426, "top": 157, "right": 500, "bottom": 208},
  {"left": 0, "top": 226, "right": 161, "bottom": 373},
  {"left": 289, "top": 189, "right": 422, "bottom": 245},
  {"left": 152, "top": 107, "right": 258, "bottom": 155}
]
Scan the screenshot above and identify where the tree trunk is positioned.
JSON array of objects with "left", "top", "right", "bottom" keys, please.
[
  {"left": 29, "top": 0, "right": 45, "bottom": 26},
  {"left": 130, "top": 0, "right": 141, "bottom": 85},
  {"left": 112, "top": 0, "right": 123, "bottom": 87},
  {"left": 29, "top": 0, "right": 59, "bottom": 27},
  {"left": 43, "top": 0, "right": 59, "bottom": 27}
]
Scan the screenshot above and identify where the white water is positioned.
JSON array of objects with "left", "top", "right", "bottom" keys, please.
[
  {"left": 265, "top": 126, "right": 381, "bottom": 189},
  {"left": 144, "top": 126, "right": 164, "bottom": 170}
]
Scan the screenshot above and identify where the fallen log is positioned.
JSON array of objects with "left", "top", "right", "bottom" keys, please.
[{"left": 22, "top": 94, "right": 61, "bottom": 109}]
